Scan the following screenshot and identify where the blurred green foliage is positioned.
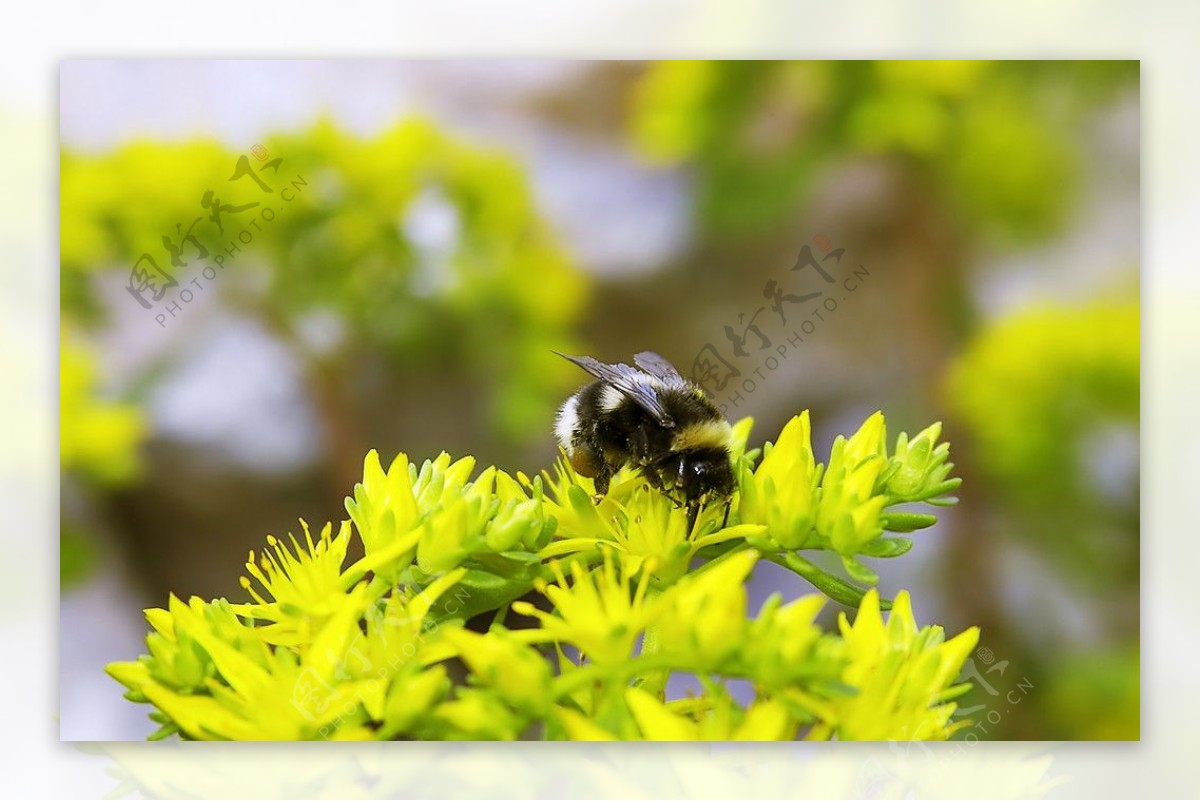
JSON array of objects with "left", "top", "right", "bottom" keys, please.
[
  {"left": 943, "top": 299, "right": 1139, "bottom": 740},
  {"left": 630, "top": 60, "right": 1137, "bottom": 241},
  {"left": 1041, "top": 646, "right": 1139, "bottom": 740},
  {"left": 945, "top": 300, "right": 1138, "bottom": 505},
  {"left": 60, "top": 326, "right": 147, "bottom": 587},
  {"left": 60, "top": 524, "right": 100, "bottom": 588},
  {"left": 61, "top": 118, "right": 589, "bottom": 443},
  {"left": 944, "top": 299, "right": 1139, "bottom": 579},
  {"left": 60, "top": 327, "right": 145, "bottom": 484}
]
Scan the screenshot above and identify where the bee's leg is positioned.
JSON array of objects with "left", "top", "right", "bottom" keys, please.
[
  {"left": 592, "top": 467, "right": 612, "bottom": 502},
  {"left": 721, "top": 499, "right": 731, "bottom": 528},
  {"left": 641, "top": 462, "right": 667, "bottom": 493},
  {"left": 646, "top": 457, "right": 688, "bottom": 508},
  {"left": 567, "top": 437, "right": 611, "bottom": 504},
  {"left": 677, "top": 458, "right": 694, "bottom": 510},
  {"left": 686, "top": 500, "right": 700, "bottom": 535}
]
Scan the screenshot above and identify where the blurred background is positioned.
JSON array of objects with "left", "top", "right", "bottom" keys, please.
[{"left": 59, "top": 60, "right": 1139, "bottom": 741}]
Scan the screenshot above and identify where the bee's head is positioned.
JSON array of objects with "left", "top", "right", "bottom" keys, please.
[{"left": 679, "top": 448, "right": 735, "bottom": 503}]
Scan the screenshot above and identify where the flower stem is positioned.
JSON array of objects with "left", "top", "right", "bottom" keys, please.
[
  {"left": 634, "top": 588, "right": 668, "bottom": 699},
  {"left": 764, "top": 551, "right": 893, "bottom": 610},
  {"left": 688, "top": 540, "right": 752, "bottom": 579}
]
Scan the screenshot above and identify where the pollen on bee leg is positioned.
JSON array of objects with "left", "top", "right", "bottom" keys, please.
[{"left": 568, "top": 444, "right": 602, "bottom": 479}]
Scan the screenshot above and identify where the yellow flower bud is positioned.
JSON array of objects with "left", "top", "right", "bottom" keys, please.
[
  {"left": 441, "top": 628, "right": 551, "bottom": 716},
  {"left": 740, "top": 412, "right": 819, "bottom": 550}
]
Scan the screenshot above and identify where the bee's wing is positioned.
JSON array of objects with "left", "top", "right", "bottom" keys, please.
[
  {"left": 632, "top": 351, "right": 688, "bottom": 388},
  {"left": 555, "top": 352, "right": 676, "bottom": 428}
]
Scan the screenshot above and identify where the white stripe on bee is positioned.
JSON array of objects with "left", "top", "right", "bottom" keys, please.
[
  {"left": 599, "top": 384, "right": 626, "bottom": 411},
  {"left": 599, "top": 373, "right": 666, "bottom": 412},
  {"left": 671, "top": 419, "right": 733, "bottom": 452},
  {"left": 554, "top": 393, "right": 581, "bottom": 451}
]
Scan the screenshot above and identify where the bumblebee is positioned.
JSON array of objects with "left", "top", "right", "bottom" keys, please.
[{"left": 554, "top": 350, "right": 734, "bottom": 528}]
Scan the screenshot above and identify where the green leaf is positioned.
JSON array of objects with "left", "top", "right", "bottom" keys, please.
[
  {"left": 771, "top": 552, "right": 892, "bottom": 610},
  {"left": 426, "top": 569, "right": 533, "bottom": 623},
  {"left": 498, "top": 550, "right": 543, "bottom": 564},
  {"left": 841, "top": 555, "right": 879, "bottom": 586},
  {"left": 147, "top": 721, "right": 181, "bottom": 741},
  {"left": 910, "top": 478, "right": 963, "bottom": 503},
  {"left": 879, "top": 512, "right": 938, "bottom": 532},
  {"left": 858, "top": 537, "right": 914, "bottom": 558}
]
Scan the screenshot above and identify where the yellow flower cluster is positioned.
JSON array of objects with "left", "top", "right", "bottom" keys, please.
[{"left": 109, "top": 410, "right": 976, "bottom": 741}]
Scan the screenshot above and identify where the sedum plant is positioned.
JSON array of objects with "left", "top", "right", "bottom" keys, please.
[
  {"left": 61, "top": 324, "right": 147, "bottom": 587},
  {"left": 108, "top": 411, "right": 977, "bottom": 741}
]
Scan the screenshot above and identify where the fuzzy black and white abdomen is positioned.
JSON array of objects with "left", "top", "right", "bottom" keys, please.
[
  {"left": 551, "top": 350, "right": 736, "bottom": 508},
  {"left": 554, "top": 391, "right": 583, "bottom": 454},
  {"left": 554, "top": 385, "right": 610, "bottom": 478}
]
